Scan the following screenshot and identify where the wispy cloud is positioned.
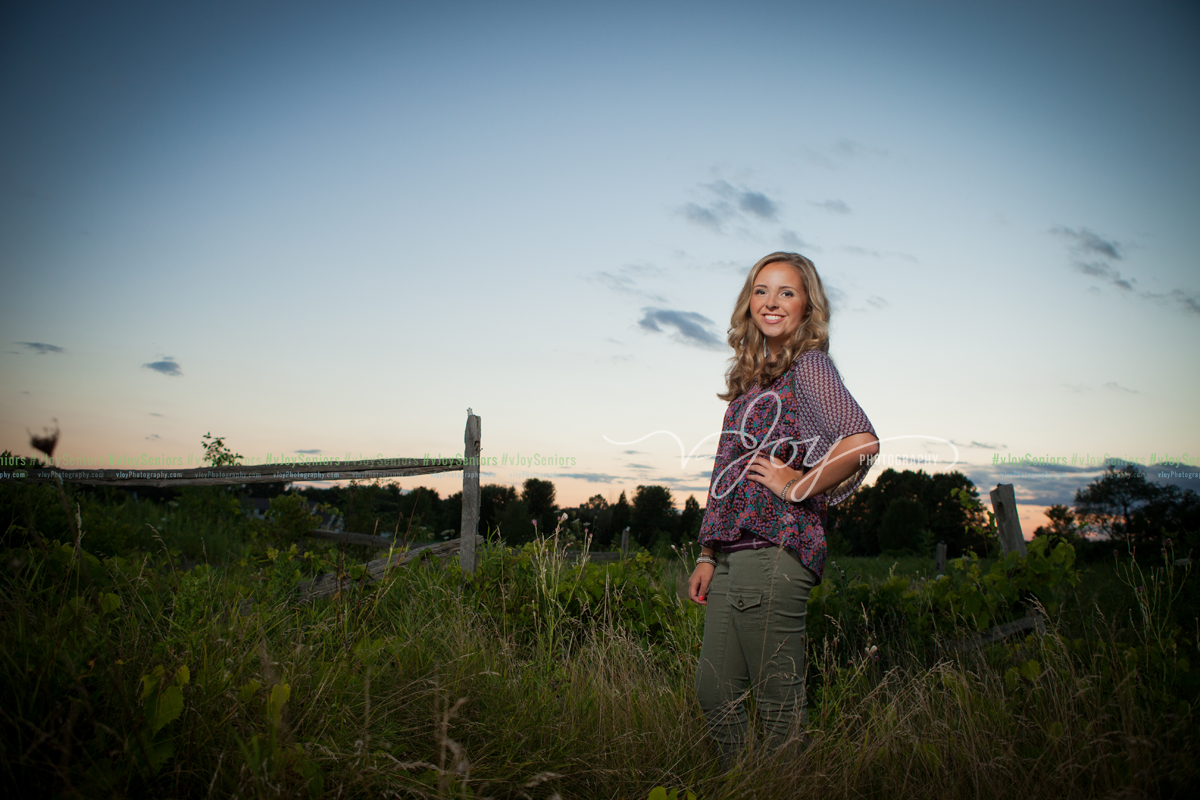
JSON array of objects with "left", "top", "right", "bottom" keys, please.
[
  {"left": 1052, "top": 226, "right": 1122, "bottom": 260},
  {"left": 841, "top": 246, "right": 918, "bottom": 263},
  {"left": 16, "top": 342, "right": 64, "bottom": 355},
  {"left": 866, "top": 296, "right": 888, "bottom": 310},
  {"left": 679, "top": 180, "right": 781, "bottom": 234},
  {"left": 592, "top": 267, "right": 667, "bottom": 303},
  {"left": 825, "top": 284, "right": 847, "bottom": 312},
  {"left": 779, "top": 229, "right": 817, "bottom": 251},
  {"left": 143, "top": 357, "right": 183, "bottom": 377},
  {"left": 810, "top": 199, "right": 851, "bottom": 214},
  {"left": 296, "top": 449, "right": 322, "bottom": 454},
  {"left": 1142, "top": 287, "right": 1200, "bottom": 317},
  {"left": 805, "top": 138, "right": 889, "bottom": 169},
  {"left": 559, "top": 472, "right": 625, "bottom": 483},
  {"left": 682, "top": 203, "right": 723, "bottom": 231},
  {"left": 638, "top": 308, "right": 724, "bottom": 350},
  {"left": 1053, "top": 226, "right": 1200, "bottom": 317},
  {"left": 1104, "top": 381, "right": 1137, "bottom": 393},
  {"left": 1053, "top": 226, "right": 1135, "bottom": 292}
]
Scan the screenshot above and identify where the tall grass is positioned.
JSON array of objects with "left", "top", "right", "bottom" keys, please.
[{"left": 1, "top": 513, "right": 1196, "bottom": 798}]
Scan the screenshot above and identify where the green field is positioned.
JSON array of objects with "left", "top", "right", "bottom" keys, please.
[{"left": 1, "top": 483, "right": 1197, "bottom": 799}]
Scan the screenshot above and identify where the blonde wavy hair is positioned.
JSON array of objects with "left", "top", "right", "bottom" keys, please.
[{"left": 719, "top": 252, "right": 831, "bottom": 402}]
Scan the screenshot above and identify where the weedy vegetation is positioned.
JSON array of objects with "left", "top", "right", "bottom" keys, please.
[{"left": 0, "top": 474, "right": 1196, "bottom": 799}]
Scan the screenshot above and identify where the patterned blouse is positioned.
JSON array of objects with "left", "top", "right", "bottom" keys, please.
[{"left": 698, "top": 349, "right": 876, "bottom": 581}]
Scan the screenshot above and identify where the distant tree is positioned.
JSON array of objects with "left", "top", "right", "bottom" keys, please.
[
  {"left": 679, "top": 495, "right": 703, "bottom": 543},
  {"left": 877, "top": 497, "right": 929, "bottom": 555},
  {"left": 631, "top": 485, "right": 677, "bottom": 548},
  {"left": 1074, "top": 465, "right": 1157, "bottom": 546},
  {"left": 497, "top": 497, "right": 533, "bottom": 544},
  {"left": 441, "top": 491, "right": 463, "bottom": 538},
  {"left": 583, "top": 494, "right": 608, "bottom": 512},
  {"left": 828, "top": 469, "right": 987, "bottom": 557},
  {"left": 396, "top": 486, "right": 441, "bottom": 539},
  {"left": 480, "top": 484, "right": 520, "bottom": 535},
  {"left": 522, "top": 478, "right": 558, "bottom": 535},
  {"left": 1126, "top": 483, "right": 1200, "bottom": 546},
  {"left": 576, "top": 494, "right": 611, "bottom": 546},
  {"left": 610, "top": 491, "right": 632, "bottom": 546},
  {"left": 1033, "top": 504, "right": 1081, "bottom": 544}
]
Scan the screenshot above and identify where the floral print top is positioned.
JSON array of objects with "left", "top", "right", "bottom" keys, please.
[{"left": 698, "top": 349, "right": 876, "bottom": 582}]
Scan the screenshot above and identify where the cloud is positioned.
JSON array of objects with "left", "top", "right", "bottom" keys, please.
[
  {"left": 1143, "top": 287, "right": 1200, "bottom": 317},
  {"left": 16, "top": 342, "right": 64, "bottom": 355},
  {"left": 779, "top": 229, "right": 817, "bottom": 250},
  {"left": 1047, "top": 226, "right": 1197, "bottom": 304},
  {"left": 834, "top": 139, "right": 888, "bottom": 159},
  {"left": 805, "top": 139, "right": 889, "bottom": 169},
  {"left": 810, "top": 199, "right": 851, "bottom": 214},
  {"left": 143, "top": 357, "right": 183, "bottom": 377},
  {"left": 960, "top": 462, "right": 1104, "bottom": 507},
  {"left": 825, "top": 284, "right": 848, "bottom": 312},
  {"left": 149, "top": 412, "right": 164, "bottom": 417},
  {"left": 559, "top": 472, "right": 625, "bottom": 483},
  {"left": 682, "top": 203, "right": 724, "bottom": 231},
  {"left": 592, "top": 269, "right": 667, "bottom": 303},
  {"left": 1051, "top": 226, "right": 1122, "bottom": 260},
  {"left": 641, "top": 474, "right": 712, "bottom": 491},
  {"left": 841, "top": 246, "right": 919, "bottom": 264},
  {"left": 679, "top": 180, "right": 781, "bottom": 233},
  {"left": 296, "top": 449, "right": 322, "bottom": 454},
  {"left": 1063, "top": 382, "right": 1139, "bottom": 393},
  {"left": 146, "top": 434, "right": 161, "bottom": 441},
  {"left": 638, "top": 308, "right": 724, "bottom": 350},
  {"left": 965, "top": 441, "right": 1005, "bottom": 450},
  {"left": 866, "top": 296, "right": 888, "bottom": 310},
  {"left": 732, "top": 191, "right": 778, "bottom": 221},
  {"left": 958, "top": 456, "right": 1198, "bottom": 508},
  {"left": 1171, "top": 289, "right": 1200, "bottom": 316}
]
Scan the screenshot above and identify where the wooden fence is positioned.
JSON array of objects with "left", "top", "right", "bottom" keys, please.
[
  {"left": 16, "top": 411, "right": 485, "bottom": 573},
  {"left": 951, "top": 483, "right": 1043, "bottom": 648}
]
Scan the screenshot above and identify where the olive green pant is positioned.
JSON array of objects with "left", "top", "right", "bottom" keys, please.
[{"left": 695, "top": 546, "right": 818, "bottom": 761}]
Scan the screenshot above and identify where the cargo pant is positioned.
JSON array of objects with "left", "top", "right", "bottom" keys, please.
[{"left": 695, "top": 546, "right": 818, "bottom": 763}]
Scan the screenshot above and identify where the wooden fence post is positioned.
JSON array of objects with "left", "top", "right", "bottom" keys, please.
[
  {"left": 989, "top": 483, "right": 1027, "bottom": 556},
  {"left": 620, "top": 527, "right": 630, "bottom": 559},
  {"left": 460, "top": 410, "right": 481, "bottom": 573},
  {"left": 935, "top": 541, "right": 947, "bottom": 574}
]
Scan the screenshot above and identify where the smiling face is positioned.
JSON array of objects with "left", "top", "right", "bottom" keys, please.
[{"left": 750, "top": 260, "right": 808, "bottom": 354}]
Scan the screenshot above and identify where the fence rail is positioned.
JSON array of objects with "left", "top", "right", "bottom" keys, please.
[{"left": 16, "top": 459, "right": 463, "bottom": 488}]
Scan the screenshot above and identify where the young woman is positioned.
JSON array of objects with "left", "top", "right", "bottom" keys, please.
[{"left": 688, "top": 252, "right": 878, "bottom": 766}]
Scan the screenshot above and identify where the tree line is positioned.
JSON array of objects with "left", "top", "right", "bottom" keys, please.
[{"left": 296, "top": 479, "right": 704, "bottom": 551}]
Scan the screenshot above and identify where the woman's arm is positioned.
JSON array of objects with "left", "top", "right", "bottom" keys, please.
[{"left": 746, "top": 431, "right": 879, "bottom": 503}]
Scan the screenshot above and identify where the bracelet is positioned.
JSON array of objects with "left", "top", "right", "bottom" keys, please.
[
  {"left": 695, "top": 555, "right": 717, "bottom": 567},
  {"left": 779, "top": 477, "right": 800, "bottom": 502}
]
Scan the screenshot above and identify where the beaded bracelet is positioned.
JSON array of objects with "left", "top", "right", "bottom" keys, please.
[
  {"left": 779, "top": 477, "right": 801, "bottom": 502},
  {"left": 695, "top": 555, "right": 717, "bottom": 567}
]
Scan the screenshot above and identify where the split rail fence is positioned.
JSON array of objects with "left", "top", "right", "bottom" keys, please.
[{"left": 17, "top": 411, "right": 486, "bottom": 576}]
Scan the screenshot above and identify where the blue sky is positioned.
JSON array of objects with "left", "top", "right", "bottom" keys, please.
[{"left": 3, "top": 0, "right": 1198, "bottom": 533}]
